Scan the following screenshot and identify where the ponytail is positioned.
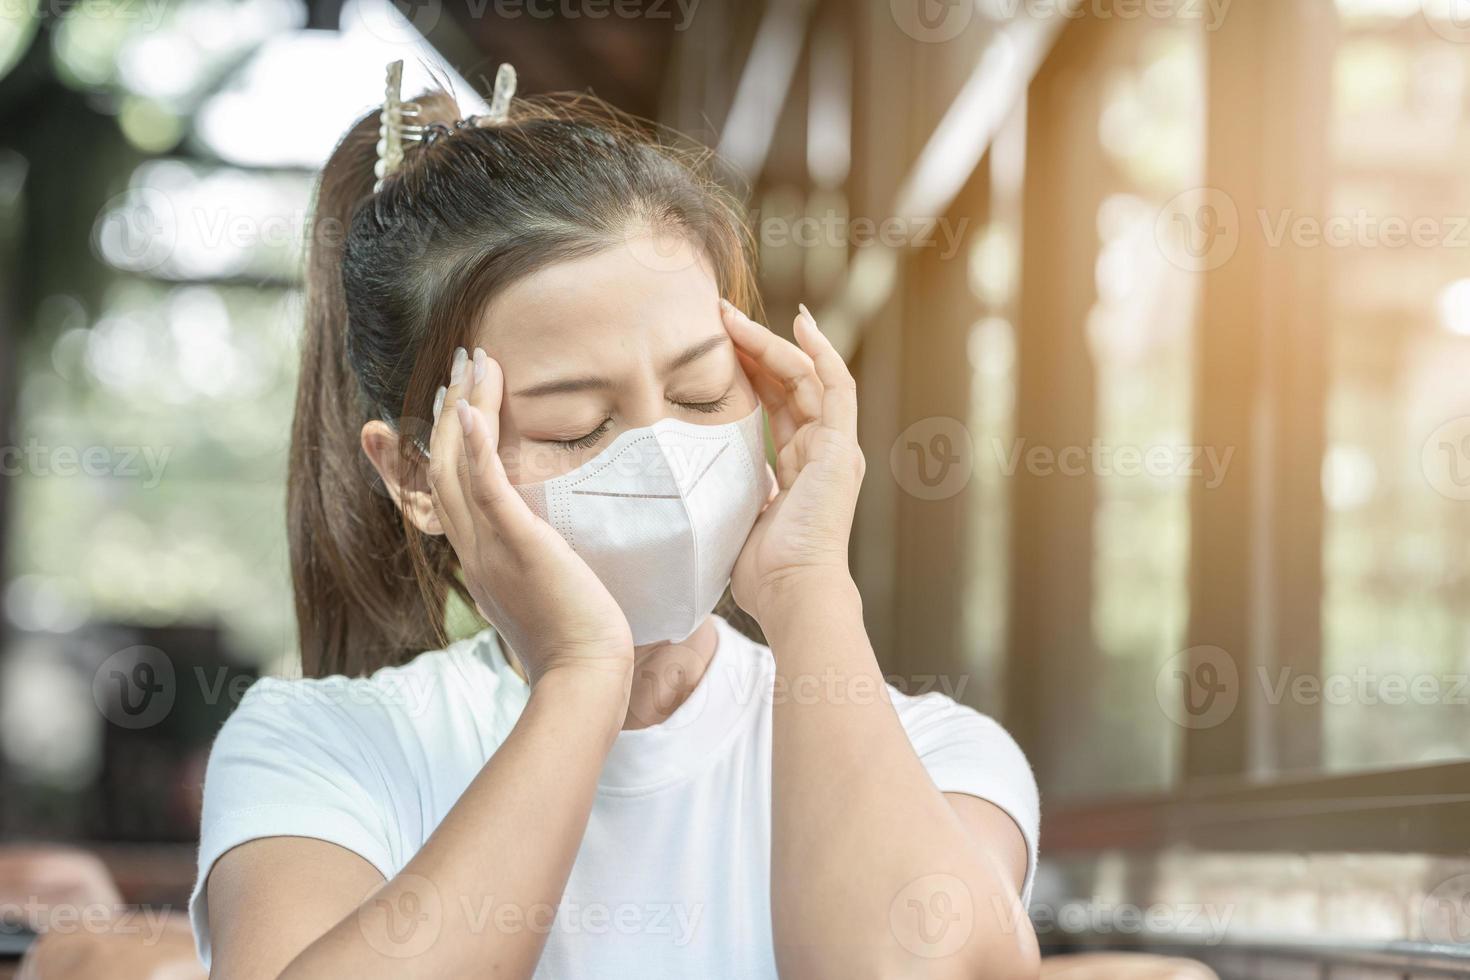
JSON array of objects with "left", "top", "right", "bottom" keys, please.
[{"left": 288, "top": 100, "right": 463, "bottom": 677}]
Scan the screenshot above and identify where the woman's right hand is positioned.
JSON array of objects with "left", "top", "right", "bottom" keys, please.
[{"left": 429, "top": 346, "right": 634, "bottom": 690}]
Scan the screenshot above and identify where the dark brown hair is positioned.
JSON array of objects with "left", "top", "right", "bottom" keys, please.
[{"left": 288, "top": 85, "right": 758, "bottom": 677}]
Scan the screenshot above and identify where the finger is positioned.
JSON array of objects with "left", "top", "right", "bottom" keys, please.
[
  {"left": 775, "top": 423, "right": 810, "bottom": 490},
  {"left": 794, "top": 303, "right": 858, "bottom": 438},
  {"left": 720, "top": 300, "right": 823, "bottom": 425},
  {"left": 460, "top": 348, "right": 503, "bottom": 486},
  {"left": 737, "top": 348, "right": 800, "bottom": 447},
  {"left": 427, "top": 346, "right": 473, "bottom": 538},
  {"left": 459, "top": 350, "right": 529, "bottom": 528}
]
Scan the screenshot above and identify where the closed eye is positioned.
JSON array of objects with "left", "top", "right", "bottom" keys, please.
[
  {"left": 549, "top": 418, "right": 612, "bottom": 451},
  {"left": 673, "top": 393, "right": 731, "bottom": 414}
]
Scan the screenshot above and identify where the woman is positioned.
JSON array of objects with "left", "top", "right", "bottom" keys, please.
[{"left": 190, "top": 64, "right": 1041, "bottom": 980}]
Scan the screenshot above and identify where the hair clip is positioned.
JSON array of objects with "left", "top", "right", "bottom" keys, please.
[
  {"left": 375, "top": 60, "right": 422, "bottom": 191},
  {"left": 486, "top": 63, "right": 517, "bottom": 123},
  {"left": 465, "top": 63, "right": 517, "bottom": 129},
  {"left": 374, "top": 60, "right": 519, "bottom": 192}
]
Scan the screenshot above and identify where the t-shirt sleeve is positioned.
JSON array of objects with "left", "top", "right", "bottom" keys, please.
[
  {"left": 889, "top": 687, "right": 1041, "bottom": 907},
  {"left": 187, "top": 680, "right": 397, "bottom": 969}
]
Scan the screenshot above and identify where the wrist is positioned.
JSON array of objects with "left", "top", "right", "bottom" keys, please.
[
  {"left": 753, "top": 567, "right": 861, "bottom": 628},
  {"left": 529, "top": 660, "right": 633, "bottom": 742}
]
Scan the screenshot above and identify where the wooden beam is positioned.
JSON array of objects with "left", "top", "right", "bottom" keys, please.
[{"left": 1044, "top": 761, "right": 1470, "bottom": 855}]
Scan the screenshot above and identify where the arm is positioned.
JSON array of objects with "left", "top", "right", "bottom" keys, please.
[
  {"left": 762, "top": 578, "right": 1037, "bottom": 980},
  {"left": 208, "top": 667, "right": 627, "bottom": 980},
  {"left": 209, "top": 347, "right": 636, "bottom": 980},
  {"left": 721, "top": 300, "right": 1039, "bottom": 980}
]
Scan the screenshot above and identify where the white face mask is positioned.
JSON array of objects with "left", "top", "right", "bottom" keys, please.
[{"left": 513, "top": 405, "right": 771, "bottom": 645}]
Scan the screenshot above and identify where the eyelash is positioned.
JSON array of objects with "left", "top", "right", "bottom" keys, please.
[
  {"left": 554, "top": 419, "right": 612, "bottom": 452},
  {"left": 675, "top": 393, "right": 731, "bottom": 415},
  {"left": 550, "top": 394, "right": 732, "bottom": 451}
]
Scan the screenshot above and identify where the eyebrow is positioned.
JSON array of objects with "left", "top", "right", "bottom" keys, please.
[
  {"left": 665, "top": 334, "right": 730, "bottom": 372},
  {"left": 511, "top": 334, "right": 731, "bottom": 398}
]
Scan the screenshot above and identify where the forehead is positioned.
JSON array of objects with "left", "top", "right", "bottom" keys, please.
[{"left": 474, "top": 234, "right": 721, "bottom": 370}]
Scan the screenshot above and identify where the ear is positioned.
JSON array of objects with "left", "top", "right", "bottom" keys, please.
[{"left": 361, "top": 420, "right": 444, "bottom": 536}]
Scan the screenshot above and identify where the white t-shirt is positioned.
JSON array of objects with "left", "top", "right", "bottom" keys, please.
[{"left": 189, "top": 616, "right": 1040, "bottom": 978}]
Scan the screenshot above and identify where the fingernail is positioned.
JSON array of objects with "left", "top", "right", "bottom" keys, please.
[
  {"left": 473, "top": 347, "right": 488, "bottom": 384},
  {"left": 450, "top": 346, "right": 468, "bottom": 385},
  {"left": 798, "top": 302, "right": 814, "bottom": 324},
  {"left": 432, "top": 386, "right": 446, "bottom": 423},
  {"left": 456, "top": 398, "right": 474, "bottom": 434}
]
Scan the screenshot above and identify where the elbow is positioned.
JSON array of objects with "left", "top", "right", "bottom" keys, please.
[
  {"left": 939, "top": 925, "right": 1040, "bottom": 980},
  {"left": 972, "top": 922, "right": 1042, "bottom": 980},
  {"left": 880, "top": 908, "right": 1040, "bottom": 980}
]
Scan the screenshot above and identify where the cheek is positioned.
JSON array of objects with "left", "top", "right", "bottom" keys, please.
[
  {"left": 733, "top": 375, "right": 760, "bottom": 417},
  {"left": 499, "top": 437, "right": 581, "bottom": 486}
]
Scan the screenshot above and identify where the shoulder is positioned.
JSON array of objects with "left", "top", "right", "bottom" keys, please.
[
  {"left": 888, "top": 684, "right": 1041, "bottom": 902},
  {"left": 888, "top": 682, "right": 1025, "bottom": 756},
  {"left": 887, "top": 684, "right": 1038, "bottom": 809},
  {"left": 198, "top": 629, "right": 524, "bottom": 845},
  {"left": 190, "top": 631, "right": 525, "bottom": 963},
  {"left": 722, "top": 618, "right": 1037, "bottom": 814},
  {"left": 209, "top": 629, "right": 520, "bottom": 755},
  {"left": 725, "top": 619, "right": 1041, "bottom": 893}
]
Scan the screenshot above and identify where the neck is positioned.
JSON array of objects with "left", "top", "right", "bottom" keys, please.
[
  {"left": 499, "top": 617, "right": 720, "bottom": 731},
  {"left": 622, "top": 616, "right": 718, "bottom": 730}
]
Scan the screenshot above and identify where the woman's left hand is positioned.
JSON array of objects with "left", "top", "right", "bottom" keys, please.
[{"left": 721, "top": 300, "right": 865, "bottom": 622}]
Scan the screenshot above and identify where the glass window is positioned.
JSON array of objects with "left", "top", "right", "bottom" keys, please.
[{"left": 1320, "top": 3, "right": 1470, "bottom": 771}]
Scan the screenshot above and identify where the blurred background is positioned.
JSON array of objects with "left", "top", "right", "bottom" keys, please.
[{"left": 1, "top": 0, "right": 1469, "bottom": 976}]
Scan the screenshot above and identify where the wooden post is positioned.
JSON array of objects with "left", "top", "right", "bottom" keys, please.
[
  {"left": 1185, "top": 0, "right": 1333, "bottom": 781},
  {"left": 1006, "top": 20, "right": 1108, "bottom": 796}
]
